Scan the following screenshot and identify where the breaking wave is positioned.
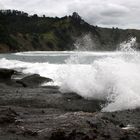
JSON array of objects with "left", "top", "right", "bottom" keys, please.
[{"left": 0, "top": 37, "right": 140, "bottom": 112}]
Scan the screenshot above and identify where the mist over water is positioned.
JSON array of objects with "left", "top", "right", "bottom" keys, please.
[
  {"left": 74, "top": 34, "right": 96, "bottom": 51},
  {"left": 0, "top": 37, "right": 140, "bottom": 112}
]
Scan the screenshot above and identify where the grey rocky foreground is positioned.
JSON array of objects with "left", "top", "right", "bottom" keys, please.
[{"left": 0, "top": 68, "right": 139, "bottom": 140}]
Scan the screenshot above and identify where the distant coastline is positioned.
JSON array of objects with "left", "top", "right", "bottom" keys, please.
[{"left": 0, "top": 9, "right": 140, "bottom": 53}]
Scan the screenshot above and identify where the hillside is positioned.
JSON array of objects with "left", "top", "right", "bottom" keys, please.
[{"left": 0, "top": 10, "right": 140, "bottom": 53}]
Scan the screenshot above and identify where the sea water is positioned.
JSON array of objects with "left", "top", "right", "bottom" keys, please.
[{"left": 0, "top": 38, "right": 140, "bottom": 112}]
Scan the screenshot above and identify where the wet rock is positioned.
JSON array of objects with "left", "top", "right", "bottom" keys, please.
[
  {"left": 11, "top": 71, "right": 29, "bottom": 80},
  {"left": 41, "top": 110, "right": 45, "bottom": 114},
  {"left": 0, "top": 68, "right": 25, "bottom": 87},
  {"left": 0, "top": 70, "right": 139, "bottom": 140},
  {"left": 7, "top": 125, "right": 38, "bottom": 137},
  {"left": 61, "top": 97, "right": 105, "bottom": 112},
  {"left": 67, "top": 129, "right": 90, "bottom": 140},
  {"left": 62, "top": 92, "right": 83, "bottom": 100},
  {"left": 119, "top": 123, "right": 125, "bottom": 128},
  {"left": 0, "top": 68, "right": 15, "bottom": 80},
  {"left": 16, "top": 74, "right": 53, "bottom": 87},
  {"left": 22, "top": 128, "right": 38, "bottom": 136},
  {"left": 0, "top": 108, "right": 18, "bottom": 124},
  {"left": 50, "top": 130, "right": 66, "bottom": 140},
  {"left": 50, "top": 129, "right": 91, "bottom": 140}
]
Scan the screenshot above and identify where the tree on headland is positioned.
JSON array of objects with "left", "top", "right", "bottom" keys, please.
[{"left": 72, "top": 12, "right": 82, "bottom": 20}]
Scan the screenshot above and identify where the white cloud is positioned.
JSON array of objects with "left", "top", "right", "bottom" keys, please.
[
  {"left": 0, "top": 1, "right": 4, "bottom": 9},
  {"left": 0, "top": 0, "right": 140, "bottom": 29}
]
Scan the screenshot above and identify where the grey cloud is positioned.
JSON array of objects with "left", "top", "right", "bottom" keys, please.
[
  {"left": 99, "top": 18, "right": 123, "bottom": 26},
  {"left": 0, "top": 0, "right": 140, "bottom": 29},
  {"left": 101, "top": 10, "right": 127, "bottom": 17},
  {"left": 100, "top": 4, "right": 129, "bottom": 17},
  {"left": 67, "top": 0, "right": 140, "bottom": 29}
]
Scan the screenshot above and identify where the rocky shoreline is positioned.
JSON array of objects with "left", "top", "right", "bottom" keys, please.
[{"left": 0, "top": 68, "right": 139, "bottom": 140}]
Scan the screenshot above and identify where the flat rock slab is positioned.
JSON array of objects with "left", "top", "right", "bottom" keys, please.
[
  {"left": 0, "top": 86, "right": 104, "bottom": 112},
  {"left": 0, "top": 68, "right": 139, "bottom": 140},
  {"left": 0, "top": 106, "right": 139, "bottom": 140}
]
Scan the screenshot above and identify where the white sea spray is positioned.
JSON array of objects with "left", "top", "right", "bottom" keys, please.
[{"left": 0, "top": 37, "right": 140, "bottom": 112}]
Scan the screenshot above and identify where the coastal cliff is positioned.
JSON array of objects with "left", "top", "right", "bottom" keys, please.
[{"left": 0, "top": 10, "right": 140, "bottom": 52}]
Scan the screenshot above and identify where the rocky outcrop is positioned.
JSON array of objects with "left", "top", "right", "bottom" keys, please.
[
  {"left": 0, "top": 68, "right": 21, "bottom": 87},
  {"left": 0, "top": 68, "right": 139, "bottom": 139},
  {"left": 0, "top": 107, "right": 139, "bottom": 140},
  {"left": 16, "top": 74, "right": 53, "bottom": 87},
  {"left": 0, "top": 68, "right": 53, "bottom": 87}
]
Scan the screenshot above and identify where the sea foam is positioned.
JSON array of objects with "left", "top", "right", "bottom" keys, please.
[{"left": 59, "top": 37, "right": 140, "bottom": 111}]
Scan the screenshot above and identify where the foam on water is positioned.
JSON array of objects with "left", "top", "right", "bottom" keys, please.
[
  {"left": 15, "top": 51, "right": 128, "bottom": 57},
  {"left": 0, "top": 58, "right": 60, "bottom": 82},
  {"left": 0, "top": 37, "right": 140, "bottom": 112},
  {"left": 60, "top": 37, "right": 140, "bottom": 112},
  {"left": 60, "top": 54, "right": 140, "bottom": 112}
]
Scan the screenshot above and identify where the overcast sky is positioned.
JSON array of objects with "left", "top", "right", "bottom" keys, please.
[{"left": 0, "top": 0, "right": 140, "bottom": 29}]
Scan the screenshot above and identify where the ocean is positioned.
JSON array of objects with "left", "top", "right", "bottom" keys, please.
[{"left": 0, "top": 50, "right": 140, "bottom": 112}]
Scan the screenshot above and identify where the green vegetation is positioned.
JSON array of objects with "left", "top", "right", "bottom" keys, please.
[{"left": 0, "top": 10, "right": 140, "bottom": 52}]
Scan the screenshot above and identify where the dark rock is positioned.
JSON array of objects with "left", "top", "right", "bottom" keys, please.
[
  {"left": 112, "top": 114, "right": 115, "bottom": 118},
  {"left": 16, "top": 80, "right": 27, "bottom": 87},
  {"left": 11, "top": 71, "right": 29, "bottom": 80},
  {"left": 50, "top": 129, "right": 91, "bottom": 140},
  {"left": 16, "top": 74, "right": 53, "bottom": 87},
  {"left": 22, "top": 129, "right": 38, "bottom": 136},
  {"left": 67, "top": 129, "right": 90, "bottom": 140},
  {"left": 119, "top": 123, "right": 125, "bottom": 128},
  {"left": 0, "top": 108, "right": 18, "bottom": 124},
  {"left": 0, "top": 72, "right": 139, "bottom": 140},
  {"left": 61, "top": 98, "right": 105, "bottom": 112},
  {"left": 0, "top": 68, "right": 25, "bottom": 87},
  {"left": 62, "top": 92, "right": 83, "bottom": 100},
  {"left": 6, "top": 79, "right": 25, "bottom": 87},
  {"left": 0, "top": 68, "right": 15, "bottom": 80},
  {"left": 50, "top": 130, "right": 66, "bottom": 140},
  {"left": 41, "top": 110, "right": 45, "bottom": 114}
]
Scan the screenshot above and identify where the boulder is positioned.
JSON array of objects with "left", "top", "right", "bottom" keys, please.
[
  {"left": 0, "top": 68, "right": 15, "bottom": 80},
  {"left": 0, "top": 68, "right": 27, "bottom": 87},
  {"left": 0, "top": 69, "right": 53, "bottom": 88},
  {"left": 16, "top": 74, "right": 53, "bottom": 87}
]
